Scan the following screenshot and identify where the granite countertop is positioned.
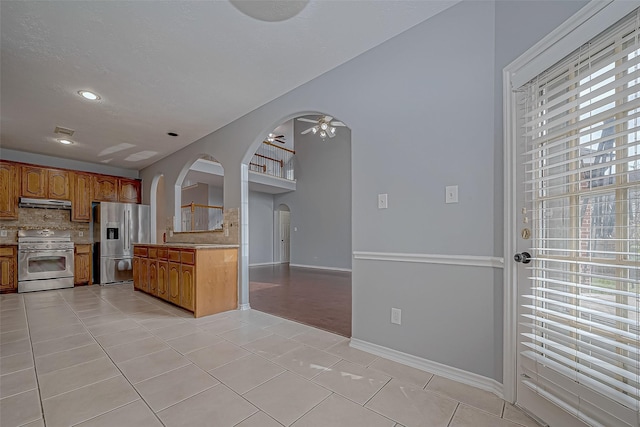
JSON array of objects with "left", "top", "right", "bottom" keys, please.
[{"left": 137, "top": 243, "right": 239, "bottom": 249}]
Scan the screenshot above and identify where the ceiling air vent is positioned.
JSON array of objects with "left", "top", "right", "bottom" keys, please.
[{"left": 54, "top": 126, "right": 75, "bottom": 137}]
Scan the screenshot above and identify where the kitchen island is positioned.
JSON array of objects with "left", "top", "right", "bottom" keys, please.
[{"left": 133, "top": 243, "right": 238, "bottom": 317}]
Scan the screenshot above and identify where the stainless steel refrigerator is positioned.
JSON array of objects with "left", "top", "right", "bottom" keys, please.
[{"left": 93, "top": 202, "right": 150, "bottom": 284}]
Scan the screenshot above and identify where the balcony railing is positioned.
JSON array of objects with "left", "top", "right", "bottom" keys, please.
[
  {"left": 181, "top": 202, "right": 223, "bottom": 232},
  {"left": 249, "top": 141, "right": 295, "bottom": 180}
]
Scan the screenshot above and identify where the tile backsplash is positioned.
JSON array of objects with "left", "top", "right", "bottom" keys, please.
[{"left": 0, "top": 208, "right": 91, "bottom": 244}]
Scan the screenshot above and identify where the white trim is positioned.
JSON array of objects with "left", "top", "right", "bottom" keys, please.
[
  {"left": 352, "top": 251, "right": 504, "bottom": 269},
  {"left": 350, "top": 338, "right": 504, "bottom": 399},
  {"left": 289, "top": 263, "right": 352, "bottom": 272},
  {"left": 502, "top": 0, "right": 637, "bottom": 410},
  {"left": 238, "top": 303, "right": 251, "bottom": 311},
  {"left": 509, "top": 0, "right": 638, "bottom": 88},
  {"left": 249, "top": 262, "right": 278, "bottom": 267}
]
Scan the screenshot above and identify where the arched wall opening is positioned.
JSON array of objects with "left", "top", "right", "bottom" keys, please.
[
  {"left": 243, "top": 111, "right": 352, "bottom": 336},
  {"left": 173, "top": 154, "right": 224, "bottom": 233}
]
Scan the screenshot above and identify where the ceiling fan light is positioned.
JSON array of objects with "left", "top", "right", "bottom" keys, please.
[
  {"left": 311, "top": 127, "right": 317, "bottom": 134},
  {"left": 320, "top": 123, "right": 328, "bottom": 131},
  {"left": 320, "top": 131, "right": 327, "bottom": 138},
  {"left": 329, "top": 127, "right": 336, "bottom": 134}
]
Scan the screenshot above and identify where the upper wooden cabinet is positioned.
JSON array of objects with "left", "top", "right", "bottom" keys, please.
[
  {"left": 0, "top": 161, "right": 142, "bottom": 221},
  {"left": 21, "top": 166, "right": 47, "bottom": 198},
  {"left": 93, "top": 175, "right": 118, "bottom": 202},
  {"left": 0, "top": 162, "right": 19, "bottom": 219},
  {"left": 118, "top": 179, "right": 141, "bottom": 204},
  {"left": 71, "top": 172, "right": 92, "bottom": 222},
  {"left": 20, "top": 166, "right": 69, "bottom": 200},
  {"left": 48, "top": 169, "right": 70, "bottom": 200}
]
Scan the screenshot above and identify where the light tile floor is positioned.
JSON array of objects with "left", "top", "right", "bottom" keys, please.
[{"left": 0, "top": 284, "right": 541, "bottom": 427}]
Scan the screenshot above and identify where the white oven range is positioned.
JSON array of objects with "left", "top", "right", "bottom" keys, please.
[{"left": 18, "top": 229, "right": 74, "bottom": 293}]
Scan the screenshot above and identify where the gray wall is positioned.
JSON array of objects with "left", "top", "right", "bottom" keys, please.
[
  {"left": 249, "top": 191, "right": 274, "bottom": 265},
  {"left": 140, "top": 0, "right": 588, "bottom": 382},
  {"left": 274, "top": 121, "right": 351, "bottom": 270},
  {"left": 0, "top": 147, "right": 138, "bottom": 178}
]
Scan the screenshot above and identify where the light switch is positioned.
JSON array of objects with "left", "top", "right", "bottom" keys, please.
[
  {"left": 378, "top": 193, "right": 388, "bottom": 209},
  {"left": 445, "top": 185, "right": 458, "bottom": 204},
  {"left": 0, "top": 230, "right": 6, "bottom": 237},
  {"left": 79, "top": 231, "right": 84, "bottom": 237}
]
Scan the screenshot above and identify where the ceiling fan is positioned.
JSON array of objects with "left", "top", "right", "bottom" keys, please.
[
  {"left": 264, "top": 133, "right": 286, "bottom": 144},
  {"left": 298, "top": 115, "right": 346, "bottom": 139}
]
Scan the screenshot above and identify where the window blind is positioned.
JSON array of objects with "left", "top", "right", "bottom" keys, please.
[{"left": 518, "top": 7, "right": 640, "bottom": 427}]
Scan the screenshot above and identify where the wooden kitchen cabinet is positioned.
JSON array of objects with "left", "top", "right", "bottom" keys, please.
[
  {"left": 168, "top": 261, "right": 180, "bottom": 305},
  {"left": 179, "top": 264, "right": 195, "bottom": 311},
  {"left": 0, "top": 246, "right": 17, "bottom": 293},
  {"left": 140, "top": 257, "right": 149, "bottom": 293},
  {"left": 118, "top": 179, "right": 141, "bottom": 204},
  {"left": 0, "top": 162, "right": 19, "bottom": 219},
  {"left": 133, "top": 244, "right": 238, "bottom": 317},
  {"left": 21, "top": 166, "right": 47, "bottom": 198},
  {"left": 71, "top": 172, "right": 92, "bottom": 222},
  {"left": 93, "top": 175, "right": 118, "bottom": 202},
  {"left": 20, "top": 166, "right": 70, "bottom": 201},
  {"left": 132, "top": 256, "right": 141, "bottom": 291},
  {"left": 74, "top": 244, "right": 92, "bottom": 286},
  {"left": 157, "top": 260, "right": 169, "bottom": 300},
  {"left": 47, "top": 169, "right": 70, "bottom": 200},
  {"left": 149, "top": 259, "right": 158, "bottom": 296}
]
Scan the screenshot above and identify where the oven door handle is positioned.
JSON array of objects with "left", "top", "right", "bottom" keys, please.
[{"left": 19, "top": 249, "right": 73, "bottom": 254}]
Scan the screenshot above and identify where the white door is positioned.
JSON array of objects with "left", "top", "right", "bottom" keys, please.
[
  {"left": 512, "top": 10, "right": 640, "bottom": 427},
  {"left": 279, "top": 211, "right": 290, "bottom": 263}
]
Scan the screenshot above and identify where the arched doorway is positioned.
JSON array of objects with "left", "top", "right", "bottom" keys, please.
[{"left": 246, "top": 112, "right": 352, "bottom": 337}]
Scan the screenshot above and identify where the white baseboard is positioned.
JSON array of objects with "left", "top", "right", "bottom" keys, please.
[
  {"left": 238, "top": 303, "right": 251, "bottom": 311},
  {"left": 249, "top": 262, "right": 278, "bottom": 267},
  {"left": 350, "top": 338, "right": 504, "bottom": 399},
  {"left": 289, "top": 263, "right": 352, "bottom": 272}
]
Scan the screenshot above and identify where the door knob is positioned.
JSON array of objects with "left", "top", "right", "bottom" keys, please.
[{"left": 513, "top": 252, "right": 532, "bottom": 264}]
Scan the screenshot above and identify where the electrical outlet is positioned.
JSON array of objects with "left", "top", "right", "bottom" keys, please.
[
  {"left": 378, "top": 193, "right": 388, "bottom": 209},
  {"left": 391, "top": 308, "right": 402, "bottom": 325},
  {"left": 0, "top": 230, "right": 7, "bottom": 237},
  {"left": 79, "top": 231, "right": 84, "bottom": 237}
]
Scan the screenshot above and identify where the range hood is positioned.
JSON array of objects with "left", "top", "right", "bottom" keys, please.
[{"left": 19, "top": 198, "right": 72, "bottom": 210}]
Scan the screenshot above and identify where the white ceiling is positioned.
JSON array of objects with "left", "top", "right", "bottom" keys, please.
[{"left": 1, "top": 1, "right": 456, "bottom": 170}]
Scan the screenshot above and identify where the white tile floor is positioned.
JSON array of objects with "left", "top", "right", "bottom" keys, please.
[{"left": 0, "top": 284, "right": 541, "bottom": 427}]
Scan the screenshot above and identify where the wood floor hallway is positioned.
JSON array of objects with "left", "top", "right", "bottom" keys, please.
[{"left": 249, "top": 264, "right": 351, "bottom": 337}]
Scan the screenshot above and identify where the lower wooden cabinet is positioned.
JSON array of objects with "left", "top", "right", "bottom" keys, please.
[
  {"left": 74, "top": 244, "right": 92, "bottom": 286},
  {"left": 157, "top": 260, "right": 168, "bottom": 300},
  {"left": 0, "top": 246, "right": 17, "bottom": 293},
  {"left": 133, "top": 244, "right": 238, "bottom": 317},
  {"left": 132, "top": 257, "right": 141, "bottom": 291},
  {"left": 179, "top": 264, "right": 195, "bottom": 311},
  {"left": 168, "top": 262, "right": 180, "bottom": 305},
  {"left": 140, "top": 258, "right": 149, "bottom": 293},
  {"left": 149, "top": 260, "right": 158, "bottom": 296}
]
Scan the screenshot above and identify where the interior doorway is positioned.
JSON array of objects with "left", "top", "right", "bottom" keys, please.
[{"left": 275, "top": 204, "right": 290, "bottom": 264}]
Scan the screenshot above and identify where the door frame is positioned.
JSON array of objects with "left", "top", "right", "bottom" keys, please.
[
  {"left": 273, "top": 204, "right": 290, "bottom": 264},
  {"left": 502, "top": 0, "right": 639, "bottom": 404}
]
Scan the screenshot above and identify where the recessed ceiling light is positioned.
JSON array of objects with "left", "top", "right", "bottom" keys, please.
[
  {"left": 58, "top": 139, "right": 73, "bottom": 145},
  {"left": 78, "top": 90, "right": 100, "bottom": 101}
]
